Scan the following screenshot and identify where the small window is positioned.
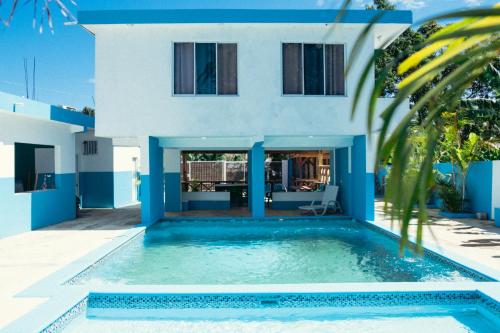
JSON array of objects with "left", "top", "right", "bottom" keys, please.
[
  {"left": 283, "top": 43, "right": 345, "bottom": 96},
  {"left": 15, "top": 143, "right": 56, "bottom": 192},
  {"left": 83, "top": 141, "right": 98, "bottom": 155},
  {"left": 174, "top": 42, "right": 238, "bottom": 95}
]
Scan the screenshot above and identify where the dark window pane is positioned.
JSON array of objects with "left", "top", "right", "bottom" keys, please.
[
  {"left": 196, "top": 43, "right": 216, "bottom": 94},
  {"left": 217, "top": 43, "right": 237, "bottom": 95},
  {"left": 304, "top": 44, "right": 324, "bottom": 95},
  {"left": 325, "top": 44, "right": 345, "bottom": 95},
  {"left": 282, "top": 43, "right": 303, "bottom": 94},
  {"left": 174, "top": 43, "right": 194, "bottom": 94}
]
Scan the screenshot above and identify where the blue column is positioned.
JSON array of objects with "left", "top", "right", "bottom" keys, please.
[
  {"left": 352, "top": 135, "right": 375, "bottom": 222},
  {"left": 335, "top": 147, "right": 352, "bottom": 216},
  {"left": 329, "top": 150, "right": 335, "bottom": 185},
  {"left": 140, "top": 137, "right": 164, "bottom": 226},
  {"left": 164, "top": 149, "right": 181, "bottom": 213},
  {"left": 249, "top": 142, "right": 265, "bottom": 218}
]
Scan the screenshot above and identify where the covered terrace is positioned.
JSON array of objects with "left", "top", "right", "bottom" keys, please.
[{"left": 138, "top": 134, "right": 374, "bottom": 224}]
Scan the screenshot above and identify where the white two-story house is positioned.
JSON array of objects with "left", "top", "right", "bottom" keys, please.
[{"left": 78, "top": 5, "right": 412, "bottom": 225}]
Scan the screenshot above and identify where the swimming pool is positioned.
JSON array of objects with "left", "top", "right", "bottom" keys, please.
[
  {"left": 68, "top": 219, "right": 488, "bottom": 285},
  {"left": 50, "top": 290, "right": 500, "bottom": 333}
]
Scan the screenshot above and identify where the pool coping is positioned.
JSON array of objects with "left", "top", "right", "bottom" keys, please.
[{"left": 4, "top": 217, "right": 500, "bottom": 332}]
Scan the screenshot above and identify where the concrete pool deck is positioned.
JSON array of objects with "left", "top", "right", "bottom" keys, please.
[
  {"left": 1, "top": 202, "right": 500, "bottom": 329},
  {"left": 0, "top": 205, "right": 140, "bottom": 329}
]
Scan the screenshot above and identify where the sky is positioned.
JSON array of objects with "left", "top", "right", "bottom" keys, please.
[{"left": 0, "top": 0, "right": 496, "bottom": 109}]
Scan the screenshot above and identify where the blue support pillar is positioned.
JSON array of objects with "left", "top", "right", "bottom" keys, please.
[
  {"left": 335, "top": 147, "right": 352, "bottom": 216},
  {"left": 249, "top": 142, "right": 265, "bottom": 218},
  {"left": 164, "top": 149, "right": 181, "bottom": 213},
  {"left": 352, "top": 135, "right": 375, "bottom": 222},
  {"left": 140, "top": 137, "right": 164, "bottom": 226}
]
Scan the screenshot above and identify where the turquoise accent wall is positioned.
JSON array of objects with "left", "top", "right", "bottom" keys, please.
[
  {"left": 434, "top": 161, "right": 493, "bottom": 215},
  {"left": 140, "top": 137, "right": 164, "bottom": 226},
  {"left": 249, "top": 142, "right": 265, "bottom": 218},
  {"left": 164, "top": 172, "right": 181, "bottom": 212}
]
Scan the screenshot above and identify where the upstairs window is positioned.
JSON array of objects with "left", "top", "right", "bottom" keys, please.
[
  {"left": 282, "top": 43, "right": 345, "bottom": 96},
  {"left": 174, "top": 42, "right": 237, "bottom": 95}
]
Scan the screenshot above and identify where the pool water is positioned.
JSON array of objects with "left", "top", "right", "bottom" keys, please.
[
  {"left": 73, "top": 219, "right": 484, "bottom": 285},
  {"left": 63, "top": 307, "right": 499, "bottom": 333}
]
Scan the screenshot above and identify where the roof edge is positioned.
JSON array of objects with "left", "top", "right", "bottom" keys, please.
[{"left": 78, "top": 9, "right": 412, "bottom": 25}]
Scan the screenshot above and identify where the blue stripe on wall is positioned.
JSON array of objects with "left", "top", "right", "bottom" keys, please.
[
  {"left": 164, "top": 172, "right": 181, "bottom": 212},
  {"left": 78, "top": 9, "right": 413, "bottom": 25},
  {"left": 79, "top": 172, "right": 114, "bottom": 208},
  {"left": 31, "top": 173, "right": 76, "bottom": 229}
]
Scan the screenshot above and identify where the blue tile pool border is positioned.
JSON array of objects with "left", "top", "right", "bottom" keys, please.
[{"left": 38, "top": 288, "right": 500, "bottom": 332}]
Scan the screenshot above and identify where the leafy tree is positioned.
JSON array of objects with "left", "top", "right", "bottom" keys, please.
[
  {"left": 82, "top": 106, "right": 95, "bottom": 117},
  {"left": 348, "top": 0, "right": 500, "bottom": 250}
]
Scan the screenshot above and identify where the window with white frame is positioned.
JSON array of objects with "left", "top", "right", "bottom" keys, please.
[
  {"left": 282, "top": 43, "right": 345, "bottom": 96},
  {"left": 174, "top": 42, "right": 238, "bottom": 95}
]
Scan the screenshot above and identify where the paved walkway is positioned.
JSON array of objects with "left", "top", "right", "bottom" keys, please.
[
  {"left": 0, "top": 206, "right": 140, "bottom": 329},
  {"left": 375, "top": 200, "right": 500, "bottom": 271}
]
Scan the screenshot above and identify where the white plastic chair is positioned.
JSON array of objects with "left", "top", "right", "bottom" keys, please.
[{"left": 298, "top": 185, "right": 342, "bottom": 216}]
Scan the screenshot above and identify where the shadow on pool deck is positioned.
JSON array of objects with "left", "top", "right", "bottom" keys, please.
[{"left": 375, "top": 200, "right": 500, "bottom": 271}]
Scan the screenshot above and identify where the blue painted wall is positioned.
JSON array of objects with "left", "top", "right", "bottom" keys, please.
[
  {"left": 31, "top": 173, "right": 76, "bottom": 229},
  {"left": 249, "top": 142, "right": 264, "bottom": 218},
  {"left": 164, "top": 172, "right": 181, "bottom": 212},
  {"left": 79, "top": 171, "right": 137, "bottom": 209},
  {"left": 0, "top": 174, "right": 75, "bottom": 238},
  {"left": 79, "top": 172, "right": 114, "bottom": 208},
  {"left": 140, "top": 137, "right": 164, "bottom": 226},
  {"left": 0, "top": 177, "right": 32, "bottom": 238},
  {"left": 335, "top": 147, "right": 351, "bottom": 216},
  {"left": 351, "top": 135, "right": 374, "bottom": 222},
  {"left": 434, "top": 161, "right": 493, "bottom": 215}
]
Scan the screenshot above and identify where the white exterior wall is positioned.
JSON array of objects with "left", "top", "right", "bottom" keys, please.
[
  {"left": 91, "top": 23, "right": 398, "bottom": 138},
  {"left": 0, "top": 112, "right": 75, "bottom": 176},
  {"left": 75, "top": 130, "right": 114, "bottom": 173}
]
